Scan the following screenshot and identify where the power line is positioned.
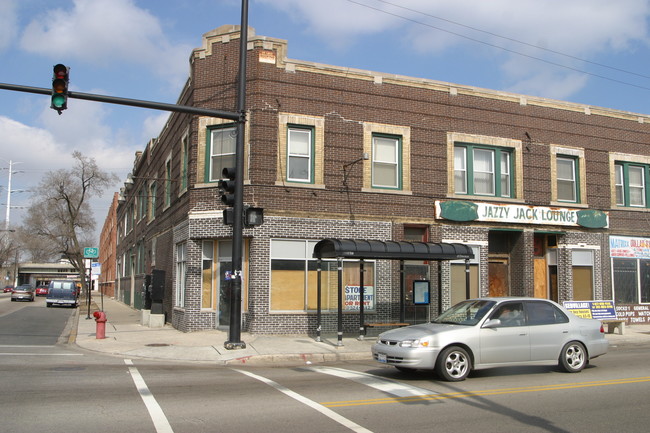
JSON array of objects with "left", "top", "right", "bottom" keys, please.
[
  {"left": 346, "top": 0, "right": 650, "bottom": 92},
  {"left": 371, "top": 0, "right": 650, "bottom": 81}
]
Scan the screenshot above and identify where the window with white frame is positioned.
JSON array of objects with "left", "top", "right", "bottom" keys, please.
[
  {"left": 287, "top": 126, "right": 313, "bottom": 183},
  {"left": 556, "top": 156, "right": 578, "bottom": 202},
  {"left": 207, "top": 125, "right": 236, "bottom": 182},
  {"left": 175, "top": 242, "right": 187, "bottom": 308},
  {"left": 372, "top": 134, "right": 401, "bottom": 189}
]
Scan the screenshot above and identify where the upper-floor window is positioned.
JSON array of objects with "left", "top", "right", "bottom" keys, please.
[
  {"left": 372, "top": 134, "right": 401, "bottom": 189},
  {"left": 557, "top": 155, "right": 579, "bottom": 202},
  {"left": 551, "top": 146, "right": 586, "bottom": 205},
  {"left": 615, "top": 162, "right": 647, "bottom": 207},
  {"left": 180, "top": 132, "right": 189, "bottom": 192},
  {"left": 207, "top": 125, "right": 236, "bottom": 182},
  {"left": 148, "top": 181, "right": 157, "bottom": 221},
  {"left": 287, "top": 125, "right": 313, "bottom": 183},
  {"left": 277, "top": 114, "right": 324, "bottom": 188},
  {"left": 454, "top": 144, "right": 513, "bottom": 198},
  {"left": 164, "top": 155, "right": 172, "bottom": 208},
  {"left": 137, "top": 185, "right": 147, "bottom": 220}
]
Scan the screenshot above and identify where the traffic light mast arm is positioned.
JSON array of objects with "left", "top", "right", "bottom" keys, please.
[{"left": 0, "top": 82, "right": 242, "bottom": 121}]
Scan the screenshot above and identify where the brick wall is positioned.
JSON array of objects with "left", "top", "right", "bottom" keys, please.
[{"left": 110, "top": 26, "right": 650, "bottom": 334}]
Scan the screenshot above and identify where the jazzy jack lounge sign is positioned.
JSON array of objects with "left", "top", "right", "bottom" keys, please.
[{"left": 435, "top": 200, "right": 609, "bottom": 228}]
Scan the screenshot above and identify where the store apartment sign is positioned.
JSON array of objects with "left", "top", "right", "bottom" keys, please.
[{"left": 435, "top": 200, "right": 609, "bottom": 228}]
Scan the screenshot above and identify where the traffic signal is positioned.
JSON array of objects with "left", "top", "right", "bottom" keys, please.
[
  {"left": 218, "top": 167, "right": 236, "bottom": 207},
  {"left": 51, "top": 64, "right": 69, "bottom": 114}
]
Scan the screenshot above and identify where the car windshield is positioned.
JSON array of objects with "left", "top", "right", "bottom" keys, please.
[
  {"left": 433, "top": 300, "right": 496, "bottom": 326},
  {"left": 17, "top": 286, "right": 31, "bottom": 291}
]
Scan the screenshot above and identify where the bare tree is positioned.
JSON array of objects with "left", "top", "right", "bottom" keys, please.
[
  {"left": 22, "top": 151, "right": 118, "bottom": 293},
  {"left": 14, "top": 226, "right": 60, "bottom": 263},
  {"left": 0, "top": 232, "right": 17, "bottom": 285}
]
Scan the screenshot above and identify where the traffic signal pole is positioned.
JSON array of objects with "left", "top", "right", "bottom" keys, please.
[
  {"left": 0, "top": 82, "right": 241, "bottom": 121},
  {"left": 224, "top": 0, "right": 249, "bottom": 350}
]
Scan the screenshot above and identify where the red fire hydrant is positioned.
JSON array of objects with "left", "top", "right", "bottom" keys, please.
[{"left": 93, "top": 311, "right": 107, "bottom": 339}]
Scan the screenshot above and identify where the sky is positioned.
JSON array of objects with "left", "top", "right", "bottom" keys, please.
[{"left": 1, "top": 0, "right": 650, "bottom": 243}]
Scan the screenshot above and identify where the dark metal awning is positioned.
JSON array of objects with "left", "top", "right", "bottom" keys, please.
[{"left": 313, "top": 238, "right": 474, "bottom": 261}]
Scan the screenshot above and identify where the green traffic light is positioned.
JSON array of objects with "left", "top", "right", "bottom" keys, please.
[{"left": 52, "top": 94, "right": 66, "bottom": 108}]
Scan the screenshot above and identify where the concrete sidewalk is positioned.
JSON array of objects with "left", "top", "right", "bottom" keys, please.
[
  {"left": 71, "top": 295, "right": 650, "bottom": 365},
  {"left": 72, "top": 296, "right": 375, "bottom": 365}
]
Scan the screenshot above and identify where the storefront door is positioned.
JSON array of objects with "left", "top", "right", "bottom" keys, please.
[{"left": 488, "top": 259, "right": 509, "bottom": 297}]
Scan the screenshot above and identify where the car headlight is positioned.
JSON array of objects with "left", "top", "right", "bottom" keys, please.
[{"left": 399, "top": 338, "right": 431, "bottom": 348}]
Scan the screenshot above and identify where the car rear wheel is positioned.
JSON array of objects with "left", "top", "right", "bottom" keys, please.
[
  {"left": 559, "top": 341, "right": 587, "bottom": 373},
  {"left": 46, "top": 303, "right": 52, "bottom": 308},
  {"left": 436, "top": 346, "right": 471, "bottom": 381}
]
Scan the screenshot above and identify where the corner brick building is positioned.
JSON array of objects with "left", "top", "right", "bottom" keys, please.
[{"left": 108, "top": 25, "right": 650, "bottom": 334}]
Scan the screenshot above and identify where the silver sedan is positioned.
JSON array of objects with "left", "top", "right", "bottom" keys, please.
[
  {"left": 371, "top": 297, "right": 609, "bottom": 381},
  {"left": 11, "top": 285, "right": 35, "bottom": 302}
]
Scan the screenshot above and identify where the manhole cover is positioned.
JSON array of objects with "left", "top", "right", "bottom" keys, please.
[{"left": 146, "top": 343, "right": 171, "bottom": 347}]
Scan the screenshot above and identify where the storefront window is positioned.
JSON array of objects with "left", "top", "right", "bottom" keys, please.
[
  {"left": 450, "top": 245, "right": 480, "bottom": 305},
  {"left": 610, "top": 236, "right": 650, "bottom": 304},
  {"left": 202, "top": 241, "right": 214, "bottom": 309},
  {"left": 270, "top": 239, "right": 375, "bottom": 312},
  {"left": 572, "top": 250, "right": 593, "bottom": 301}
]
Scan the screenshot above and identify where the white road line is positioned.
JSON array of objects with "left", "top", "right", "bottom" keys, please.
[
  {"left": 0, "top": 353, "right": 83, "bottom": 356},
  {"left": 0, "top": 345, "right": 57, "bottom": 348},
  {"left": 124, "top": 359, "right": 174, "bottom": 433},
  {"left": 234, "top": 369, "right": 374, "bottom": 433},
  {"left": 309, "top": 366, "right": 435, "bottom": 398}
]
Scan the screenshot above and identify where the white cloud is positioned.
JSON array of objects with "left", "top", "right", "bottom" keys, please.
[
  {"left": 0, "top": 115, "right": 67, "bottom": 171},
  {"left": 0, "top": 0, "right": 18, "bottom": 51},
  {"left": 259, "top": 0, "right": 650, "bottom": 99},
  {"left": 142, "top": 112, "right": 171, "bottom": 143},
  {"left": 19, "top": 0, "right": 191, "bottom": 87}
]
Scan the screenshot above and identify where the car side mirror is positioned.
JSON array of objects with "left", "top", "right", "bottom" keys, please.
[{"left": 483, "top": 319, "right": 501, "bottom": 328}]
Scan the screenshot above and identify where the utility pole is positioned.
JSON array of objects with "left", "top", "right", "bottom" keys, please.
[
  {"left": 224, "top": 0, "right": 249, "bottom": 350},
  {"left": 3, "top": 160, "right": 22, "bottom": 230}
]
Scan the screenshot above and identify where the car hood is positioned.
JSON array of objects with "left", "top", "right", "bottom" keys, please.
[{"left": 378, "top": 322, "right": 467, "bottom": 340}]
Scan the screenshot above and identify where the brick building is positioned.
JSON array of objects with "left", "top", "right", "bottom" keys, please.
[
  {"left": 98, "top": 192, "right": 118, "bottom": 298},
  {"left": 110, "top": 25, "right": 650, "bottom": 334}
]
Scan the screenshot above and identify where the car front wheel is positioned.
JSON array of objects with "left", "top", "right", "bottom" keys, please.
[
  {"left": 436, "top": 346, "right": 471, "bottom": 381},
  {"left": 559, "top": 341, "right": 587, "bottom": 373}
]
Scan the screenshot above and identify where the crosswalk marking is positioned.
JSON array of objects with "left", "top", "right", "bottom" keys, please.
[
  {"left": 125, "top": 359, "right": 174, "bottom": 433},
  {"left": 234, "top": 369, "right": 374, "bottom": 433},
  {"left": 309, "top": 366, "right": 435, "bottom": 398}
]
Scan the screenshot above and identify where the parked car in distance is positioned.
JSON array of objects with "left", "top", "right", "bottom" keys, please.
[
  {"left": 11, "top": 284, "right": 35, "bottom": 302},
  {"left": 3, "top": 285, "right": 14, "bottom": 293},
  {"left": 46, "top": 280, "right": 78, "bottom": 308},
  {"left": 35, "top": 285, "right": 49, "bottom": 296},
  {"left": 371, "top": 297, "right": 609, "bottom": 381}
]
